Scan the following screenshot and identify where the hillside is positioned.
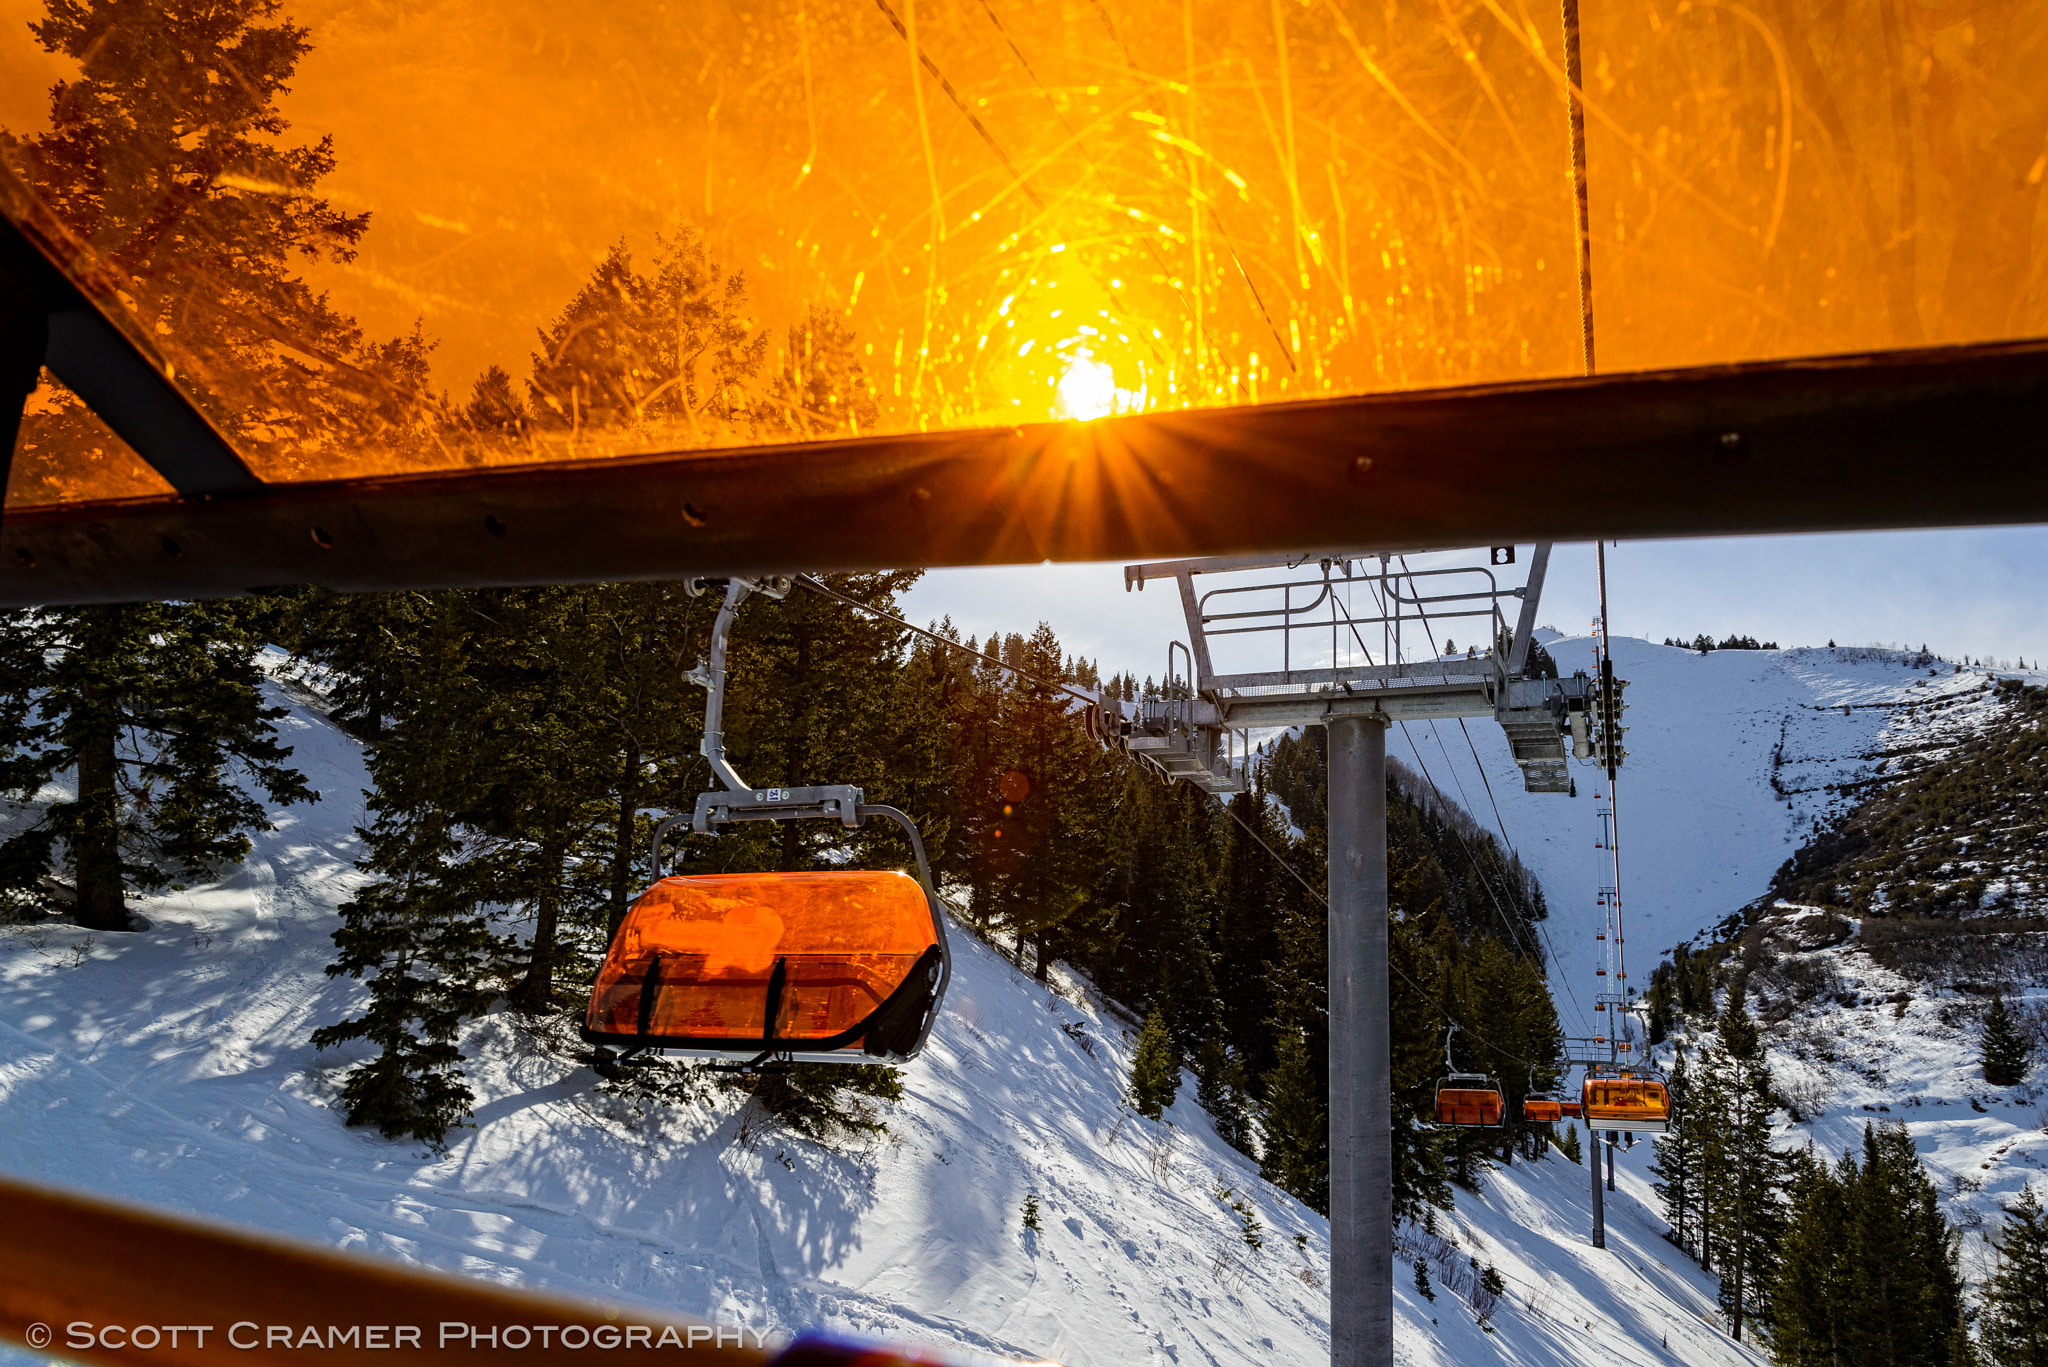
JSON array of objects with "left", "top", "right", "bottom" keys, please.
[
  {"left": 1767, "top": 677, "right": 2048, "bottom": 917},
  {"left": 1400, "top": 635, "right": 2048, "bottom": 1314},
  {"left": 1385, "top": 635, "right": 2041, "bottom": 1041},
  {"left": 0, "top": 667, "right": 1760, "bottom": 1367}
]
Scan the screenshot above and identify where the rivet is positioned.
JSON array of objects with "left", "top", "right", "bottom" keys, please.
[
  {"left": 161, "top": 536, "right": 181, "bottom": 558},
  {"left": 309, "top": 525, "right": 334, "bottom": 549},
  {"left": 1349, "top": 455, "right": 1375, "bottom": 484},
  {"left": 1713, "top": 431, "right": 1751, "bottom": 468},
  {"left": 484, "top": 515, "right": 508, "bottom": 538},
  {"left": 681, "top": 503, "right": 708, "bottom": 528}
]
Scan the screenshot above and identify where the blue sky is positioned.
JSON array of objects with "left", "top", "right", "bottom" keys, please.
[{"left": 899, "top": 526, "right": 2048, "bottom": 685}]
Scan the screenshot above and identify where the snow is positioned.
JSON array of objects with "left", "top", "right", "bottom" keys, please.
[
  {"left": 1385, "top": 636, "right": 2044, "bottom": 1041},
  {"left": 0, "top": 669, "right": 1772, "bottom": 1366},
  {"left": 1391, "top": 636, "right": 2048, "bottom": 1301}
]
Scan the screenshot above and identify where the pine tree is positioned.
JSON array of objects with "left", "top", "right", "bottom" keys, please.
[
  {"left": 1413, "top": 1259, "right": 1436, "bottom": 1302},
  {"left": 978, "top": 623, "right": 1111, "bottom": 982},
  {"left": 1695, "top": 989, "right": 1788, "bottom": 1340},
  {"left": 1769, "top": 1147, "right": 1857, "bottom": 1367},
  {"left": 1845, "top": 1122, "right": 1968, "bottom": 1367},
  {"left": 309, "top": 805, "right": 503, "bottom": 1147},
  {"left": 2, "top": 0, "right": 435, "bottom": 496},
  {"left": 527, "top": 233, "right": 766, "bottom": 449},
  {"left": 0, "top": 603, "right": 313, "bottom": 929},
  {"left": 1128, "top": 1004, "right": 1181, "bottom": 1120},
  {"left": 309, "top": 597, "right": 505, "bottom": 1146},
  {"left": 769, "top": 303, "right": 882, "bottom": 438},
  {"left": 1650, "top": 1048, "right": 1701, "bottom": 1259},
  {"left": 1260, "top": 1024, "right": 1328, "bottom": 1213},
  {"left": 1982, "top": 1184, "right": 2048, "bottom": 1367},
  {"left": 1981, "top": 992, "right": 2032, "bottom": 1087},
  {"left": 1195, "top": 1037, "right": 1256, "bottom": 1156},
  {"left": 1558, "top": 1122, "right": 1583, "bottom": 1164}
]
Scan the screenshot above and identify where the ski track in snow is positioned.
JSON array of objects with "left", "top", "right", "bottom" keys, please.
[{"left": 9, "top": 642, "right": 2035, "bottom": 1364}]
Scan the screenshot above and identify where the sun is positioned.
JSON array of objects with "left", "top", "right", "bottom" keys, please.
[{"left": 1055, "top": 353, "right": 1118, "bottom": 420}]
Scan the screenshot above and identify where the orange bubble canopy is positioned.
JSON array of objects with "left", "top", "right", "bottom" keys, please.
[
  {"left": 585, "top": 870, "right": 938, "bottom": 1051},
  {"left": 1434, "top": 1084, "right": 1505, "bottom": 1129},
  {"left": 1581, "top": 1074, "right": 1672, "bottom": 1133}
]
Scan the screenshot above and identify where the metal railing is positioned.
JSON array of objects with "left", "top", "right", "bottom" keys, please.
[{"left": 1191, "top": 559, "right": 1510, "bottom": 693}]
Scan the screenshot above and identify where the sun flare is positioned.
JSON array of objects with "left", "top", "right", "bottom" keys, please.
[{"left": 1055, "top": 354, "right": 1118, "bottom": 421}]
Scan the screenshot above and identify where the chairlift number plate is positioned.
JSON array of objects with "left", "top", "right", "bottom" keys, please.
[{"left": 754, "top": 788, "right": 792, "bottom": 802}]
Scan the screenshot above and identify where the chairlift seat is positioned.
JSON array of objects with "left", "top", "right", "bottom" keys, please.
[
  {"left": 582, "top": 870, "right": 944, "bottom": 1063},
  {"left": 1433, "top": 1073, "right": 1506, "bottom": 1128},
  {"left": 1581, "top": 1070, "right": 1671, "bottom": 1133},
  {"left": 1523, "top": 1097, "right": 1564, "bottom": 1124}
]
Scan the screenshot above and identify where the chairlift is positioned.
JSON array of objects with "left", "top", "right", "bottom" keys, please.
[
  {"left": 1580, "top": 1065, "right": 1672, "bottom": 1133},
  {"left": 1432, "top": 1025, "right": 1506, "bottom": 1128},
  {"left": 1523, "top": 1097, "right": 1564, "bottom": 1124},
  {"left": 583, "top": 577, "right": 951, "bottom": 1072}
]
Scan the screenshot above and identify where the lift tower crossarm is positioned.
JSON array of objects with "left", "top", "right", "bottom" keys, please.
[{"left": 1506, "top": 542, "right": 1553, "bottom": 677}]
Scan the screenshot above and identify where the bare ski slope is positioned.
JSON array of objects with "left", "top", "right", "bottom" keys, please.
[
  {"left": 1387, "top": 634, "right": 2031, "bottom": 1042},
  {"left": 0, "top": 664, "right": 1762, "bottom": 1366},
  {"left": 1403, "top": 635, "right": 2048, "bottom": 1300}
]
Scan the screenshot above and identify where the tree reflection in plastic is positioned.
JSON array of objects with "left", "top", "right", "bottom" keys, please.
[
  {"left": 3, "top": 0, "right": 2045, "bottom": 504},
  {"left": 1580, "top": 1074, "right": 1672, "bottom": 1130},
  {"left": 585, "top": 870, "right": 936, "bottom": 1047}
]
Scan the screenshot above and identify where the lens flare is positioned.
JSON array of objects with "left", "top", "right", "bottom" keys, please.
[{"left": 1056, "top": 354, "right": 1118, "bottom": 420}]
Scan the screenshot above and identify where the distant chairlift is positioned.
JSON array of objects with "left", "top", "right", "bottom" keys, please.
[
  {"left": 1433, "top": 1026, "right": 1507, "bottom": 1129},
  {"left": 583, "top": 577, "right": 951, "bottom": 1073},
  {"left": 1580, "top": 1065, "right": 1672, "bottom": 1134}
]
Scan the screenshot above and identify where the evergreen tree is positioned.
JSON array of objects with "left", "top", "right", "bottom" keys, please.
[
  {"left": 1982, "top": 1184, "right": 2048, "bottom": 1367},
  {"left": 769, "top": 303, "right": 882, "bottom": 437},
  {"left": 1260, "top": 1024, "right": 1328, "bottom": 1213},
  {"left": 1981, "top": 993, "right": 2031, "bottom": 1087},
  {"left": 1195, "top": 1037, "right": 1256, "bottom": 1156},
  {"left": 309, "top": 600, "right": 505, "bottom": 1146},
  {"left": 1650, "top": 1048, "right": 1701, "bottom": 1259},
  {"left": 978, "top": 624, "right": 1110, "bottom": 982},
  {"left": 1845, "top": 1122, "right": 1968, "bottom": 1367},
  {"left": 1557, "top": 1122, "right": 1582, "bottom": 1164},
  {"left": 1769, "top": 1147, "right": 1858, "bottom": 1367},
  {"left": 527, "top": 233, "right": 766, "bottom": 447},
  {"left": 1, "top": 0, "right": 436, "bottom": 497},
  {"left": 1413, "top": 1259, "right": 1435, "bottom": 1302},
  {"left": 309, "top": 804, "right": 504, "bottom": 1147},
  {"left": 1128, "top": 1004, "right": 1180, "bottom": 1120},
  {"left": 0, "top": 603, "right": 313, "bottom": 929},
  {"left": 1695, "top": 989, "right": 1788, "bottom": 1340}
]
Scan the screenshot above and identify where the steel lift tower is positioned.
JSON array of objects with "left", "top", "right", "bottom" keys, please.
[{"left": 1102, "top": 545, "right": 1591, "bottom": 1367}]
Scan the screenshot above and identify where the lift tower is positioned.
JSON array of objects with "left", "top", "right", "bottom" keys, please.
[{"left": 1106, "top": 545, "right": 1588, "bottom": 1367}]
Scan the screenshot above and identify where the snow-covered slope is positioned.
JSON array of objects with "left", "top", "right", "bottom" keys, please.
[
  {"left": 0, "top": 671, "right": 1761, "bottom": 1367},
  {"left": 1386, "top": 635, "right": 2037, "bottom": 1041},
  {"left": 1396, "top": 636, "right": 2048, "bottom": 1295},
  {"left": 1737, "top": 925, "right": 2047, "bottom": 1294}
]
